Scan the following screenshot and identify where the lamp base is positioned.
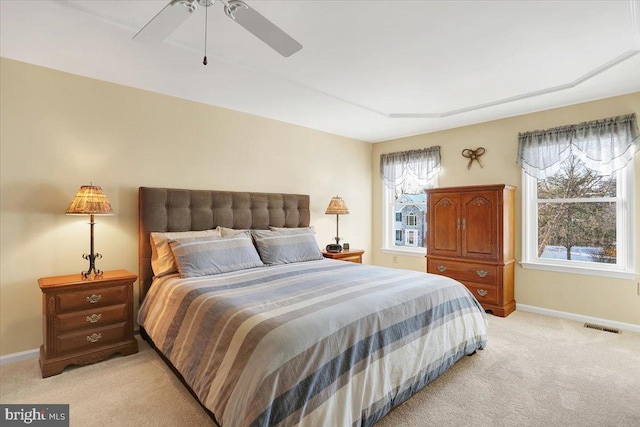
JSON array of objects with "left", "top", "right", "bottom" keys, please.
[
  {"left": 81, "top": 252, "right": 103, "bottom": 278},
  {"left": 325, "top": 244, "right": 343, "bottom": 253}
]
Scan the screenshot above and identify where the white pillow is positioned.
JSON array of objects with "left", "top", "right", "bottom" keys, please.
[
  {"left": 268, "top": 226, "right": 316, "bottom": 234},
  {"left": 150, "top": 229, "right": 221, "bottom": 277},
  {"left": 217, "top": 226, "right": 249, "bottom": 236}
]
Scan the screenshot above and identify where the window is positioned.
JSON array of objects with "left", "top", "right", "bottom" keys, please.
[
  {"left": 518, "top": 114, "right": 637, "bottom": 278},
  {"left": 406, "top": 213, "right": 416, "bottom": 226},
  {"left": 381, "top": 147, "right": 440, "bottom": 254},
  {"left": 405, "top": 230, "right": 418, "bottom": 247}
]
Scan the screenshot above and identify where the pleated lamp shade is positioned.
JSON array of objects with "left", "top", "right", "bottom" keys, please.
[
  {"left": 65, "top": 185, "right": 114, "bottom": 215},
  {"left": 325, "top": 196, "right": 349, "bottom": 215}
]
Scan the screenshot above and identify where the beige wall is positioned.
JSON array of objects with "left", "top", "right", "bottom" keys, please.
[
  {"left": 1, "top": 56, "right": 638, "bottom": 357},
  {"left": 372, "top": 92, "right": 640, "bottom": 326},
  {"left": 0, "top": 58, "right": 372, "bottom": 356}
]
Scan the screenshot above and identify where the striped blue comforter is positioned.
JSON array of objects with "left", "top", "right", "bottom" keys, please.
[{"left": 138, "top": 259, "right": 488, "bottom": 426}]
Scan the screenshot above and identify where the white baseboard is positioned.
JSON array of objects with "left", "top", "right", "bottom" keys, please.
[
  {"left": 0, "top": 348, "right": 39, "bottom": 366},
  {"left": 517, "top": 304, "right": 640, "bottom": 334}
]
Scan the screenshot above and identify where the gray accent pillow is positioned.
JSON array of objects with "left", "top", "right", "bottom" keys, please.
[
  {"left": 168, "top": 231, "right": 264, "bottom": 278},
  {"left": 150, "top": 229, "right": 221, "bottom": 277},
  {"left": 252, "top": 229, "right": 324, "bottom": 265}
]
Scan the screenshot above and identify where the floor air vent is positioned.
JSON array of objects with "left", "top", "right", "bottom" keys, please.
[{"left": 583, "top": 323, "right": 621, "bottom": 334}]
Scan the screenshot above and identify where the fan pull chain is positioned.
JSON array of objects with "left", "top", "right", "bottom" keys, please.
[{"left": 203, "top": 2, "right": 208, "bottom": 65}]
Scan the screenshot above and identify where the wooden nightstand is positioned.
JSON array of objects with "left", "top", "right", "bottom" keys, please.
[
  {"left": 322, "top": 249, "right": 364, "bottom": 263},
  {"left": 38, "top": 270, "right": 138, "bottom": 378}
]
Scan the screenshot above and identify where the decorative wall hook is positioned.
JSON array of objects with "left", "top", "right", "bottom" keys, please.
[{"left": 461, "top": 147, "right": 486, "bottom": 169}]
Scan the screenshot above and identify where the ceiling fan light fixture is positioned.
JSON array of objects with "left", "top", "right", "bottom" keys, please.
[
  {"left": 197, "top": 0, "right": 215, "bottom": 8},
  {"left": 176, "top": 0, "right": 198, "bottom": 14},
  {"left": 224, "top": 0, "right": 248, "bottom": 20}
]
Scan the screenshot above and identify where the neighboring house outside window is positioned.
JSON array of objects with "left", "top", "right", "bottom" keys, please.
[
  {"left": 394, "top": 195, "right": 426, "bottom": 247},
  {"left": 381, "top": 147, "right": 440, "bottom": 255},
  {"left": 518, "top": 114, "right": 638, "bottom": 279}
]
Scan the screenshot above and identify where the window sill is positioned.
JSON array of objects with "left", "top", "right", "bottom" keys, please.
[
  {"left": 381, "top": 248, "right": 426, "bottom": 258},
  {"left": 520, "top": 261, "right": 636, "bottom": 280}
]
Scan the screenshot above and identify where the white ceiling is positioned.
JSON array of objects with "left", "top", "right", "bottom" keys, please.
[{"left": 1, "top": 0, "right": 639, "bottom": 142}]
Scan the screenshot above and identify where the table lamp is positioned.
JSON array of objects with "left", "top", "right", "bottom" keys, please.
[
  {"left": 325, "top": 196, "right": 349, "bottom": 251},
  {"left": 65, "top": 184, "right": 114, "bottom": 277}
]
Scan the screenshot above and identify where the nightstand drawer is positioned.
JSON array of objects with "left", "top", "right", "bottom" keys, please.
[
  {"left": 56, "top": 285, "right": 127, "bottom": 313},
  {"left": 427, "top": 259, "right": 498, "bottom": 285},
  {"left": 57, "top": 304, "right": 128, "bottom": 333},
  {"left": 461, "top": 281, "right": 499, "bottom": 305},
  {"left": 56, "top": 322, "right": 128, "bottom": 355}
]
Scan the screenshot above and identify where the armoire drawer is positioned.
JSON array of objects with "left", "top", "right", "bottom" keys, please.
[
  {"left": 427, "top": 259, "right": 499, "bottom": 285},
  {"left": 460, "top": 281, "right": 499, "bottom": 305}
]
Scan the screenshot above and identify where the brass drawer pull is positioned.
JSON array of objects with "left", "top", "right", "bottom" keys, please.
[
  {"left": 477, "top": 270, "right": 488, "bottom": 278},
  {"left": 86, "top": 314, "right": 102, "bottom": 323},
  {"left": 437, "top": 265, "right": 447, "bottom": 272},
  {"left": 86, "top": 294, "right": 102, "bottom": 304},
  {"left": 477, "top": 289, "right": 488, "bottom": 297},
  {"left": 86, "top": 333, "right": 102, "bottom": 343}
]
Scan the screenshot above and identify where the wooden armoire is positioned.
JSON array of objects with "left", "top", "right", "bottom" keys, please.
[{"left": 425, "top": 184, "right": 516, "bottom": 317}]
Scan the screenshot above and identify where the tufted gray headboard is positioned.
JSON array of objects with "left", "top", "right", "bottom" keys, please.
[{"left": 138, "top": 187, "right": 311, "bottom": 302}]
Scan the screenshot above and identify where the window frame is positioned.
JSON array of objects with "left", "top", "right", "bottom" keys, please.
[
  {"left": 406, "top": 213, "right": 416, "bottom": 226},
  {"left": 520, "top": 162, "right": 636, "bottom": 279},
  {"left": 382, "top": 178, "right": 437, "bottom": 257}
]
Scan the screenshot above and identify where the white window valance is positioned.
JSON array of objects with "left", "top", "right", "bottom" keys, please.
[
  {"left": 517, "top": 113, "right": 639, "bottom": 179},
  {"left": 380, "top": 147, "right": 441, "bottom": 190}
]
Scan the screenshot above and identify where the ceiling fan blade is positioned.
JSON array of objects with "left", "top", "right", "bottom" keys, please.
[
  {"left": 133, "top": 0, "right": 196, "bottom": 44},
  {"left": 224, "top": 0, "right": 302, "bottom": 57}
]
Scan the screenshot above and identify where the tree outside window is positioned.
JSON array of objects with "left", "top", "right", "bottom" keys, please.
[{"left": 536, "top": 155, "right": 616, "bottom": 264}]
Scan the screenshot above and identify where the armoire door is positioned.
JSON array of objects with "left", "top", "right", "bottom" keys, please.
[
  {"left": 461, "top": 190, "right": 499, "bottom": 260},
  {"left": 427, "top": 192, "right": 461, "bottom": 257}
]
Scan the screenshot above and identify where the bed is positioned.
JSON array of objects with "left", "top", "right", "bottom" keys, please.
[{"left": 137, "top": 187, "right": 488, "bottom": 427}]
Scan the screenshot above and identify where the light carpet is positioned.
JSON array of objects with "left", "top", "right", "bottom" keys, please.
[{"left": 1, "top": 311, "right": 639, "bottom": 426}]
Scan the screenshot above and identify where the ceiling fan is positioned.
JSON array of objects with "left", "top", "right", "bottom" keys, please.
[{"left": 133, "top": 0, "right": 302, "bottom": 57}]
